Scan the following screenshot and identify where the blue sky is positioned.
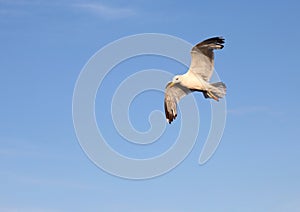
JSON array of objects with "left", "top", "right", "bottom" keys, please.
[{"left": 1, "top": 0, "right": 300, "bottom": 211}]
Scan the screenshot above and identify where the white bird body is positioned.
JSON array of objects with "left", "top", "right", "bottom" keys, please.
[{"left": 179, "top": 72, "right": 208, "bottom": 90}]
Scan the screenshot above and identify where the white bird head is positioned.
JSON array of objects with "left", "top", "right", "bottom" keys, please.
[
  {"left": 172, "top": 75, "right": 182, "bottom": 84},
  {"left": 166, "top": 75, "right": 183, "bottom": 88}
]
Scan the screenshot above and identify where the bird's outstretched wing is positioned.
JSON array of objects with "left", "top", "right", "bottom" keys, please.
[
  {"left": 188, "top": 37, "right": 224, "bottom": 81},
  {"left": 164, "top": 82, "right": 191, "bottom": 124}
]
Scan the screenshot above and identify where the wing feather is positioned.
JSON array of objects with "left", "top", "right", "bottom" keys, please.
[
  {"left": 164, "top": 82, "right": 191, "bottom": 124},
  {"left": 188, "top": 37, "right": 224, "bottom": 81}
]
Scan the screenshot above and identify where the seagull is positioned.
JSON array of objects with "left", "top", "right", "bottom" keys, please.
[{"left": 164, "top": 36, "right": 226, "bottom": 124}]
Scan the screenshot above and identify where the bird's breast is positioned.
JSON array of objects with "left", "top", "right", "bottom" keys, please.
[{"left": 182, "top": 72, "right": 207, "bottom": 90}]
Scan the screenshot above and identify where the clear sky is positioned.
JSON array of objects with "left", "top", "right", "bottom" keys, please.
[{"left": 1, "top": 0, "right": 300, "bottom": 211}]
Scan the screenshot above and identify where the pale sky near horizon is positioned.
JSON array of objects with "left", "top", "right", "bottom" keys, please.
[{"left": 1, "top": 0, "right": 300, "bottom": 211}]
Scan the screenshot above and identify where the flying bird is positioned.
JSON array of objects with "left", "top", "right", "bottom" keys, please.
[{"left": 164, "top": 36, "right": 226, "bottom": 124}]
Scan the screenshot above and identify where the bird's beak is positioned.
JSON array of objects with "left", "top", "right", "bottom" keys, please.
[{"left": 167, "top": 82, "right": 175, "bottom": 88}]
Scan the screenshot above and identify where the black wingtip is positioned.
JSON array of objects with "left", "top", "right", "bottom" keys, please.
[
  {"left": 166, "top": 113, "right": 177, "bottom": 124},
  {"left": 200, "top": 36, "right": 224, "bottom": 44},
  {"left": 194, "top": 36, "right": 225, "bottom": 51}
]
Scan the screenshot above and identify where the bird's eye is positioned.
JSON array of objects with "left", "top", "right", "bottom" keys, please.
[{"left": 176, "top": 77, "right": 179, "bottom": 80}]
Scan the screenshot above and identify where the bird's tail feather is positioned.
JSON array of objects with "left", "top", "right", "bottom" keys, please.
[{"left": 208, "top": 82, "right": 226, "bottom": 99}]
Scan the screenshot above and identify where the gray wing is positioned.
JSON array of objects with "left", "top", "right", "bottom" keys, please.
[
  {"left": 188, "top": 37, "right": 224, "bottom": 81},
  {"left": 164, "top": 82, "right": 191, "bottom": 124}
]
